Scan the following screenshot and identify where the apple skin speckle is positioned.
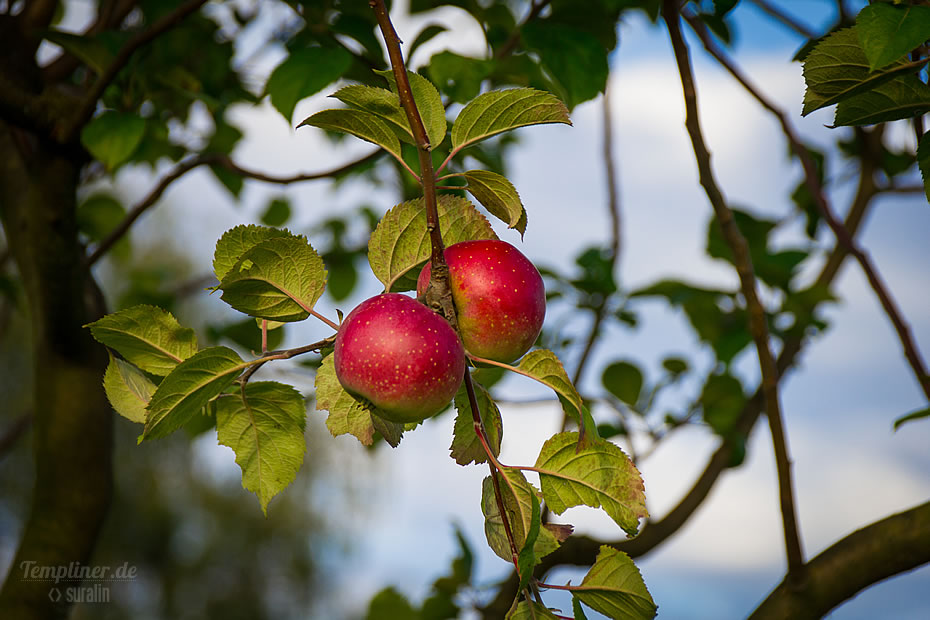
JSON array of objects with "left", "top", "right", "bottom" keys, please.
[
  {"left": 334, "top": 293, "right": 465, "bottom": 423},
  {"left": 417, "top": 240, "right": 545, "bottom": 363}
]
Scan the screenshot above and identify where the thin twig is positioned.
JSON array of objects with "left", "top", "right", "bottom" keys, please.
[
  {"left": 684, "top": 11, "right": 930, "bottom": 403},
  {"left": 239, "top": 336, "right": 336, "bottom": 385},
  {"left": 86, "top": 149, "right": 382, "bottom": 266},
  {"left": 571, "top": 82, "right": 622, "bottom": 388},
  {"left": 664, "top": 0, "right": 805, "bottom": 585},
  {"left": 495, "top": 0, "right": 552, "bottom": 59},
  {"left": 61, "top": 0, "right": 209, "bottom": 143}
]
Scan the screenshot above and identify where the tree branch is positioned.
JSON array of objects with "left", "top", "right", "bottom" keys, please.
[
  {"left": 683, "top": 10, "right": 930, "bottom": 404},
  {"left": 664, "top": 0, "right": 805, "bottom": 584},
  {"left": 86, "top": 148, "right": 382, "bottom": 266},
  {"left": 60, "top": 0, "right": 208, "bottom": 143},
  {"left": 751, "top": 501, "right": 930, "bottom": 619}
]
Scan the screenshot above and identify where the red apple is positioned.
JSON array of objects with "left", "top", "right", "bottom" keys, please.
[
  {"left": 417, "top": 239, "right": 545, "bottom": 363},
  {"left": 333, "top": 293, "right": 465, "bottom": 423}
]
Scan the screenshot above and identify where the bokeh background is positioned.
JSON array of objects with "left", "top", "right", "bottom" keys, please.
[{"left": 1, "top": 0, "right": 928, "bottom": 618}]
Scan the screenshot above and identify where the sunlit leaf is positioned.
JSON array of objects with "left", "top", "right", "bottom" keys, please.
[
  {"left": 375, "top": 69, "right": 447, "bottom": 148},
  {"left": 216, "top": 381, "right": 306, "bottom": 514},
  {"left": 463, "top": 169, "right": 527, "bottom": 236},
  {"left": 367, "top": 195, "right": 497, "bottom": 291},
  {"left": 314, "top": 354, "right": 403, "bottom": 448},
  {"left": 481, "top": 468, "right": 562, "bottom": 563},
  {"left": 144, "top": 346, "right": 249, "bottom": 440},
  {"left": 86, "top": 305, "right": 197, "bottom": 376},
  {"left": 451, "top": 88, "right": 570, "bottom": 152},
  {"left": 103, "top": 354, "right": 156, "bottom": 424},
  {"left": 219, "top": 236, "right": 327, "bottom": 322},
  {"left": 572, "top": 546, "right": 657, "bottom": 620},
  {"left": 298, "top": 108, "right": 403, "bottom": 162},
  {"left": 213, "top": 225, "right": 293, "bottom": 283},
  {"left": 506, "top": 600, "right": 560, "bottom": 619},
  {"left": 535, "top": 432, "right": 647, "bottom": 536}
]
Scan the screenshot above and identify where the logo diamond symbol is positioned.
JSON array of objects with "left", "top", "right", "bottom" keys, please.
[{"left": 48, "top": 587, "right": 61, "bottom": 603}]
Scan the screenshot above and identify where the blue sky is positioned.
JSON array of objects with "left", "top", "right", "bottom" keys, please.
[{"left": 74, "top": 0, "right": 930, "bottom": 617}]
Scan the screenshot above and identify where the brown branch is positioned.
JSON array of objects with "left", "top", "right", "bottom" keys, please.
[
  {"left": 370, "top": 0, "right": 457, "bottom": 332},
  {"left": 747, "top": 0, "right": 818, "bottom": 40},
  {"left": 85, "top": 149, "right": 382, "bottom": 266},
  {"left": 750, "top": 501, "right": 930, "bottom": 619},
  {"left": 481, "top": 130, "right": 882, "bottom": 619},
  {"left": 60, "top": 0, "right": 208, "bottom": 143},
  {"left": 664, "top": 0, "right": 805, "bottom": 584},
  {"left": 685, "top": 11, "right": 930, "bottom": 403},
  {"left": 571, "top": 81, "right": 621, "bottom": 388}
]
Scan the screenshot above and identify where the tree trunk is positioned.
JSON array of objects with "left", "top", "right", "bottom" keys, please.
[{"left": 0, "top": 124, "right": 113, "bottom": 619}]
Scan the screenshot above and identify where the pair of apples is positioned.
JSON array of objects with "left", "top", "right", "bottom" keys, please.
[{"left": 334, "top": 240, "right": 545, "bottom": 423}]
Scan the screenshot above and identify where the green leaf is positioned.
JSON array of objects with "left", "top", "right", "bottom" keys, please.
[
  {"left": 521, "top": 22, "right": 609, "bottom": 109},
  {"left": 481, "top": 469, "right": 562, "bottom": 563},
  {"left": 367, "top": 195, "right": 498, "bottom": 291},
  {"left": 213, "top": 224, "right": 292, "bottom": 283},
  {"left": 427, "top": 51, "right": 493, "bottom": 104},
  {"left": 701, "top": 372, "right": 746, "bottom": 436},
  {"left": 43, "top": 29, "right": 115, "bottom": 74},
  {"left": 572, "top": 597, "right": 590, "bottom": 620},
  {"left": 219, "top": 236, "right": 327, "bottom": 322},
  {"left": 602, "top": 361, "right": 643, "bottom": 406},
  {"left": 506, "top": 600, "right": 560, "bottom": 620},
  {"left": 919, "top": 132, "right": 930, "bottom": 203},
  {"left": 261, "top": 197, "right": 292, "bottom": 226},
  {"left": 801, "top": 28, "right": 918, "bottom": 115},
  {"left": 86, "top": 305, "right": 197, "bottom": 376},
  {"left": 314, "top": 354, "right": 404, "bottom": 448},
  {"left": 298, "top": 108, "right": 403, "bottom": 162},
  {"left": 215, "top": 381, "right": 306, "bottom": 514},
  {"left": 375, "top": 69, "right": 447, "bottom": 149},
  {"left": 572, "top": 546, "right": 657, "bottom": 620},
  {"left": 463, "top": 169, "right": 527, "bottom": 236},
  {"left": 103, "top": 354, "right": 157, "bottom": 424},
  {"left": 833, "top": 75, "right": 930, "bottom": 126},
  {"left": 516, "top": 492, "right": 541, "bottom": 593},
  {"left": 893, "top": 406, "right": 930, "bottom": 431},
  {"left": 535, "top": 432, "right": 647, "bottom": 536},
  {"left": 81, "top": 111, "right": 146, "bottom": 170},
  {"left": 451, "top": 88, "right": 571, "bottom": 152},
  {"left": 144, "top": 346, "right": 249, "bottom": 440},
  {"left": 331, "top": 84, "right": 416, "bottom": 144},
  {"left": 264, "top": 46, "right": 352, "bottom": 123},
  {"left": 366, "top": 587, "right": 418, "bottom": 620},
  {"left": 857, "top": 3, "right": 930, "bottom": 72},
  {"left": 662, "top": 357, "right": 688, "bottom": 376},
  {"left": 513, "top": 349, "right": 584, "bottom": 425},
  {"left": 450, "top": 378, "right": 502, "bottom": 465}
]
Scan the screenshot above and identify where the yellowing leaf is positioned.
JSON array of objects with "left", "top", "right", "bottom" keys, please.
[
  {"left": 535, "top": 432, "right": 647, "bottom": 536},
  {"left": 572, "top": 546, "right": 657, "bottom": 620},
  {"left": 463, "top": 169, "right": 527, "bottom": 236},
  {"left": 103, "top": 354, "right": 156, "bottom": 424},
  {"left": 314, "top": 355, "right": 404, "bottom": 448},
  {"left": 86, "top": 305, "right": 197, "bottom": 376}
]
